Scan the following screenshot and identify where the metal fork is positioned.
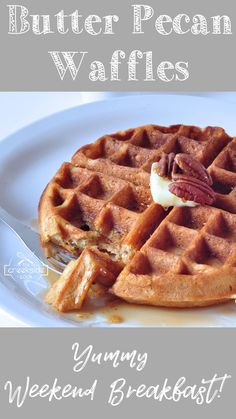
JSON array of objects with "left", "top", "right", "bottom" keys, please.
[{"left": 0, "top": 207, "right": 76, "bottom": 275}]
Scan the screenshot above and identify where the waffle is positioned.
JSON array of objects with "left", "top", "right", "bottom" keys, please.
[{"left": 39, "top": 124, "right": 236, "bottom": 311}]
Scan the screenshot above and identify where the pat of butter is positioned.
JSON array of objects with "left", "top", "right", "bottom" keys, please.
[{"left": 150, "top": 162, "right": 198, "bottom": 208}]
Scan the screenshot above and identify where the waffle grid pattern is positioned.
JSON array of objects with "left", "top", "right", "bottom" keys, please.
[
  {"left": 208, "top": 138, "right": 236, "bottom": 213},
  {"left": 40, "top": 163, "right": 164, "bottom": 262},
  {"left": 72, "top": 125, "right": 231, "bottom": 187},
  {"left": 128, "top": 206, "right": 236, "bottom": 278}
]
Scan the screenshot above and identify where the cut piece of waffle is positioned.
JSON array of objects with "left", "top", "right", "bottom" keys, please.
[
  {"left": 39, "top": 124, "right": 236, "bottom": 310},
  {"left": 46, "top": 247, "right": 121, "bottom": 312}
]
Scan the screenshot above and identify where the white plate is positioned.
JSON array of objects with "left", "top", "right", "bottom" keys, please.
[{"left": 0, "top": 94, "right": 236, "bottom": 327}]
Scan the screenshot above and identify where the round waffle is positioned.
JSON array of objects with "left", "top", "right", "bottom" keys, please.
[{"left": 39, "top": 124, "right": 236, "bottom": 310}]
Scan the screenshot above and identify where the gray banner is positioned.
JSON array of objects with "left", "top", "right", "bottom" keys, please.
[
  {"left": 0, "top": 0, "right": 235, "bottom": 91},
  {"left": 0, "top": 329, "right": 235, "bottom": 418}
]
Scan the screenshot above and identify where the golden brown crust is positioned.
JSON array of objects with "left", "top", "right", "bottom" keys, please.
[{"left": 111, "top": 266, "right": 236, "bottom": 308}]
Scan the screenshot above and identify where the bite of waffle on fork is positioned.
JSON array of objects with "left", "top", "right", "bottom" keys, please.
[{"left": 39, "top": 124, "right": 236, "bottom": 311}]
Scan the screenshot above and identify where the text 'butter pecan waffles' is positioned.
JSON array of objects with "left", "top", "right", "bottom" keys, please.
[{"left": 38, "top": 124, "right": 236, "bottom": 311}]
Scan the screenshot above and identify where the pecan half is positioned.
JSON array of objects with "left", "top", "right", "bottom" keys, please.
[
  {"left": 169, "top": 174, "right": 215, "bottom": 205},
  {"left": 174, "top": 153, "right": 213, "bottom": 186},
  {"left": 167, "top": 153, "right": 175, "bottom": 176},
  {"left": 155, "top": 152, "right": 175, "bottom": 178}
]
